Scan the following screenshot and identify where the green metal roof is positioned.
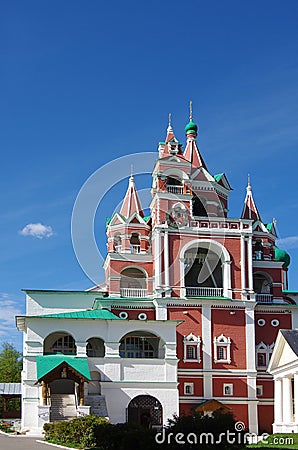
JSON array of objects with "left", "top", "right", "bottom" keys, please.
[
  {"left": 33, "top": 309, "right": 121, "bottom": 320},
  {"left": 36, "top": 355, "right": 91, "bottom": 381},
  {"left": 213, "top": 173, "right": 224, "bottom": 182},
  {"left": 283, "top": 290, "right": 298, "bottom": 295}
]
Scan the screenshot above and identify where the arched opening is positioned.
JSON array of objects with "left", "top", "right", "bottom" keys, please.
[
  {"left": 44, "top": 332, "right": 77, "bottom": 355},
  {"left": 184, "top": 246, "right": 223, "bottom": 297},
  {"left": 119, "top": 331, "right": 163, "bottom": 358},
  {"left": 166, "top": 175, "right": 183, "bottom": 194},
  {"left": 120, "top": 267, "right": 147, "bottom": 297},
  {"left": 253, "top": 272, "right": 273, "bottom": 303},
  {"left": 128, "top": 395, "right": 162, "bottom": 427},
  {"left": 130, "top": 233, "right": 140, "bottom": 254},
  {"left": 254, "top": 239, "right": 263, "bottom": 260},
  {"left": 88, "top": 371, "right": 101, "bottom": 395},
  {"left": 192, "top": 195, "right": 208, "bottom": 217},
  {"left": 113, "top": 234, "right": 122, "bottom": 252},
  {"left": 86, "top": 338, "right": 105, "bottom": 357}
]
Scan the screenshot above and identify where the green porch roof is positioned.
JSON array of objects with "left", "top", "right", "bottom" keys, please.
[
  {"left": 33, "top": 309, "right": 121, "bottom": 320},
  {"left": 36, "top": 355, "right": 91, "bottom": 381}
]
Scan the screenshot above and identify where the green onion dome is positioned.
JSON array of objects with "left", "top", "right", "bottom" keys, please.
[
  {"left": 185, "top": 119, "right": 198, "bottom": 135},
  {"left": 275, "top": 247, "right": 291, "bottom": 268}
]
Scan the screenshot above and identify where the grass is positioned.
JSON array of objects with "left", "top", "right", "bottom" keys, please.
[{"left": 247, "top": 433, "right": 298, "bottom": 449}]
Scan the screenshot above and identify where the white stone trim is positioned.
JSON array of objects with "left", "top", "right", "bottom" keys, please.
[{"left": 213, "top": 334, "right": 231, "bottom": 364}]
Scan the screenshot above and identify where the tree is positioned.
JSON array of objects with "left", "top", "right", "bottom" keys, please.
[{"left": 0, "top": 342, "right": 22, "bottom": 382}]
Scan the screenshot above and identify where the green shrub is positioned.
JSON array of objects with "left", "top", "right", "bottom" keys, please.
[
  {"left": 158, "top": 410, "right": 245, "bottom": 449},
  {"left": 44, "top": 415, "right": 109, "bottom": 448},
  {"left": 94, "top": 422, "right": 157, "bottom": 450}
]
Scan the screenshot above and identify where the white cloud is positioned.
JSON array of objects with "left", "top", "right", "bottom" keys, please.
[
  {"left": 0, "top": 293, "right": 23, "bottom": 337},
  {"left": 276, "top": 236, "right": 298, "bottom": 250},
  {"left": 19, "top": 223, "right": 54, "bottom": 239}
]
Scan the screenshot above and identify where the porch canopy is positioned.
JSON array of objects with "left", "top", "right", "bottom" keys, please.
[
  {"left": 193, "top": 399, "right": 231, "bottom": 414},
  {"left": 36, "top": 355, "right": 91, "bottom": 383}
]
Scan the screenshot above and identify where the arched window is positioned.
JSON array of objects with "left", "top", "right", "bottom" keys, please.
[
  {"left": 183, "top": 333, "right": 201, "bottom": 362},
  {"left": 254, "top": 239, "right": 263, "bottom": 260},
  {"left": 119, "top": 331, "right": 160, "bottom": 358},
  {"left": 130, "top": 233, "right": 140, "bottom": 254},
  {"left": 214, "top": 334, "right": 231, "bottom": 364},
  {"left": 120, "top": 268, "right": 147, "bottom": 297},
  {"left": 185, "top": 247, "right": 223, "bottom": 297},
  {"left": 113, "top": 234, "right": 122, "bottom": 253},
  {"left": 166, "top": 176, "right": 183, "bottom": 194},
  {"left": 87, "top": 338, "right": 105, "bottom": 357},
  {"left": 256, "top": 342, "right": 274, "bottom": 368},
  {"left": 44, "top": 332, "right": 76, "bottom": 355},
  {"left": 253, "top": 272, "right": 273, "bottom": 303}
]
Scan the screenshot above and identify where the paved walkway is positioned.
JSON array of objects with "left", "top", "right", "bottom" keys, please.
[{"left": 0, "top": 433, "right": 47, "bottom": 450}]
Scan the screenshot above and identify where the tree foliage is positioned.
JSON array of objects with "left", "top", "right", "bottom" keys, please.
[{"left": 0, "top": 342, "right": 22, "bottom": 383}]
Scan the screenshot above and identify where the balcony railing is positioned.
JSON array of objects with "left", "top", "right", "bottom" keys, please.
[
  {"left": 186, "top": 287, "right": 223, "bottom": 297},
  {"left": 130, "top": 245, "right": 140, "bottom": 254},
  {"left": 166, "top": 185, "right": 183, "bottom": 194},
  {"left": 120, "top": 288, "right": 147, "bottom": 298},
  {"left": 255, "top": 293, "right": 273, "bottom": 303}
]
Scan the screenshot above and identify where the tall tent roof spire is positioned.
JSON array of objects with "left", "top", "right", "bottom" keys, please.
[
  {"left": 183, "top": 102, "right": 207, "bottom": 170},
  {"left": 119, "top": 173, "right": 144, "bottom": 218},
  {"left": 241, "top": 174, "right": 261, "bottom": 221}
]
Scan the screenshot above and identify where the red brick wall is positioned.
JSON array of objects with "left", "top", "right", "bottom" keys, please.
[{"left": 212, "top": 308, "right": 247, "bottom": 369}]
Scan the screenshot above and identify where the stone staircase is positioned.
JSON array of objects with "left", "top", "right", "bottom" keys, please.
[
  {"left": 84, "top": 395, "right": 108, "bottom": 417},
  {"left": 50, "top": 394, "right": 77, "bottom": 421}
]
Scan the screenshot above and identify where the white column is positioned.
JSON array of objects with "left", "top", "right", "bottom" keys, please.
[
  {"left": 245, "top": 304, "right": 256, "bottom": 372},
  {"left": 76, "top": 342, "right": 87, "bottom": 357},
  {"left": 241, "top": 236, "right": 246, "bottom": 292},
  {"left": 202, "top": 304, "right": 212, "bottom": 398},
  {"left": 283, "top": 376, "right": 293, "bottom": 424},
  {"left": 164, "top": 228, "right": 170, "bottom": 291},
  {"left": 247, "top": 236, "right": 253, "bottom": 292},
  {"left": 294, "top": 374, "right": 298, "bottom": 423},
  {"left": 154, "top": 229, "right": 161, "bottom": 289},
  {"left": 274, "top": 377, "right": 283, "bottom": 424}
]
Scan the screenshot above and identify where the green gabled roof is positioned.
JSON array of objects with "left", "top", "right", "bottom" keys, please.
[
  {"left": 36, "top": 355, "right": 91, "bottom": 381},
  {"left": 213, "top": 173, "right": 224, "bottom": 183},
  {"left": 143, "top": 215, "right": 151, "bottom": 223},
  {"left": 33, "top": 309, "right": 121, "bottom": 320}
]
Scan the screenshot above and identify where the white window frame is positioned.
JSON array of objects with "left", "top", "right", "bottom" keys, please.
[
  {"left": 256, "top": 342, "right": 274, "bottom": 368},
  {"left": 214, "top": 334, "right": 231, "bottom": 364},
  {"left": 183, "top": 333, "right": 201, "bottom": 362},
  {"left": 223, "top": 383, "right": 233, "bottom": 396},
  {"left": 184, "top": 382, "right": 194, "bottom": 395}
]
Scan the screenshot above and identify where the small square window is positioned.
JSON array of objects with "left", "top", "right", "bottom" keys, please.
[
  {"left": 184, "top": 383, "right": 194, "bottom": 395},
  {"left": 256, "top": 385, "right": 263, "bottom": 396},
  {"left": 223, "top": 384, "right": 233, "bottom": 396}
]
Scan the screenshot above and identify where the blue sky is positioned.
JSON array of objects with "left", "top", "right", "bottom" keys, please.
[{"left": 1, "top": 1, "right": 298, "bottom": 350}]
